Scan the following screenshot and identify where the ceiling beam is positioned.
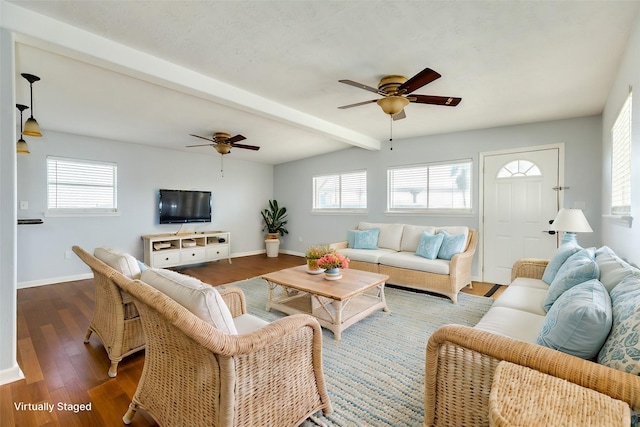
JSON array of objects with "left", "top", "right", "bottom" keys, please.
[{"left": 0, "top": 0, "right": 380, "bottom": 151}]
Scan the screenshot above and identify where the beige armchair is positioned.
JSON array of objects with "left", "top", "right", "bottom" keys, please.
[
  {"left": 73, "top": 245, "right": 145, "bottom": 377},
  {"left": 73, "top": 245, "right": 332, "bottom": 426}
]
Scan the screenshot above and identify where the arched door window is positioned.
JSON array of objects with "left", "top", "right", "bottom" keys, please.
[{"left": 496, "top": 160, "right": 541, "bottom": 178}]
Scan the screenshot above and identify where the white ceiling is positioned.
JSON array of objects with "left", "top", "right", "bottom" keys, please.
[{"left": 6, "top": 0, "right": 640, "bottom": 164}]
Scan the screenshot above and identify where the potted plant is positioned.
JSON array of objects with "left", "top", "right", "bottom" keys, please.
[
  {"left": 317, "top": 252, "right": 350, "bottom": 280},
  {"left": 261, "top": 200, "right": 288, "bottom": 257},
  {"left": 305, "top": 245, "right": 333, "bottom": 272}
]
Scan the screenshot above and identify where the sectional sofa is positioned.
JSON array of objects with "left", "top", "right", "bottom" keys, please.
[
  {"left": 331, "top": 222, "right": 477, "bottom": 303},
  {"left": 425, "top": 244, "right": 640, "bottom": 426}
]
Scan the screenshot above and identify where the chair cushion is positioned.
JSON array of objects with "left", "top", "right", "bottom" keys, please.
[
  {"left": 541, "top": 242, "right": 582, "bottom": 284},
  {"left": 352, "top": 228, "right": 380, "bottom": 249},
  {"left": 415, "top": 231, "right": 444, "bottom": 260},
  {"left": 400, "top": 225, "right": 438, "bottom": 252},
  {"left": 94, "top": 246, "right": 142, "bottom": 279},
  {"left": 358, "top": 222, "right": 404, "bottom": 251},
  {"left": 543, "top": 247, "right": 598, "bottom": 312},
  {"left": 233, "top": 313, "right": 270, "bottom": 334},
  {"left": 598, "top": 275, "right": 640, "bottom": 374},
  {"left": 437, "top": 231, "right": 466, "bottom": 260},
  {"left": 537, "top": 279, "right": 612, "bottom": 359},
  {"left": 595, "top": 246, "right": 639, "bottom": 292},
  {"left": 141, "top": 268, "right": 237, "bottom": 335}
]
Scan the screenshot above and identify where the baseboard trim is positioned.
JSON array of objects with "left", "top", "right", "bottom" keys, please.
[
  {"left": 0, "top": 365, "right": 24, "bottom": 386},
  {"left": 18, "top": 273, "right": 93, "bottom": 289}
]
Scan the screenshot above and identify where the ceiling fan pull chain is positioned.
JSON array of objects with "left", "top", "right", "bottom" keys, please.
[
  {"left": 389, "top": 114, "right": 393, "bottom": 150},
  {"left": 220, "top": 155, "right": 224, "bottom": 177}
]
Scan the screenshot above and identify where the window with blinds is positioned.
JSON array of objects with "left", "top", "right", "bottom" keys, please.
[
  {"left": 312, "top": 170, "right": 367, "bottom": 211},
  {"left": 387, "top": 160, "right": 472, "bottom": 212},
  {"left": 47, "top": 156, "right": 118, "bottom": 214},
  {"left": 611, "top": 92, "right": 632, "bottom": 216}
]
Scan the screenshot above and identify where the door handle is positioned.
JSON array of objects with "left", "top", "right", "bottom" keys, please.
[{"left": 543, "top": 219, "right": 556, "bottom": 235}]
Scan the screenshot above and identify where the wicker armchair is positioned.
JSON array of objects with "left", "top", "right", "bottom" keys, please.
[
  {"left": 73, "top": 246, "right": 332, "bottom": 426},
  {"left": 72, "top": 245, "right": 145, "bottom": 377}
]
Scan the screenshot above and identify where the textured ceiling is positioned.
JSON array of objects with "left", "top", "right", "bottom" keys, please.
[{"left": 5, "top": 0, "right": 640, "bottom": 164}]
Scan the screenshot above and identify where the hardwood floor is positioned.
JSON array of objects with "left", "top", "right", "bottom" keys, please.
[{"left": 2, "top": 254, "right": 504, "bottom": 427}]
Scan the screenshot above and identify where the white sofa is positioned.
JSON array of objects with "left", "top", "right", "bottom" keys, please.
[{"left": 331, "top": 222, "right": 478, "bottom": 303}]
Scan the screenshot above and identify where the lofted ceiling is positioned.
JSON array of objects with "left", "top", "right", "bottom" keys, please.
[{"left": 5, "top": 0, "right": 640, "bottom": 165}]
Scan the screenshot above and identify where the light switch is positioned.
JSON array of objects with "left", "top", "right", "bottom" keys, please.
[{"left": 19, "top": 201, "right": 28, "bottom": 210}]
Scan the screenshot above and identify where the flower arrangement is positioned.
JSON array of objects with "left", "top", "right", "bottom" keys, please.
[
  {"left": 305, "top": 245, "right": 333, "bottom": 260},
  {"left": 317, "top": 252, "right": 350, "bottom": 270}
]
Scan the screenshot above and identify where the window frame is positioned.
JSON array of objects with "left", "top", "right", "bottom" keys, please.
[
  {"left": 610, "top": 91, "right": 632, "bottom": 216},
  {"left": 311, "top": 169, "right": 367, "bottom": 213},
  {"left": 386, "top": 159, "right": 473, "bottom": 215},
  {"left": 46, "top": 156, "right": 119, "bottom": 217}
]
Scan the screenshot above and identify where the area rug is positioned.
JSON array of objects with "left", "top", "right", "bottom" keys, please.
[{"left": 224, "top": 278, "right": 494, "bottom": 427}]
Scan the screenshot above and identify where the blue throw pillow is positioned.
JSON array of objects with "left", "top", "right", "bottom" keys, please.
[
  {"left": 543, "top": 247, "right": 599, "bottom": 312},
  {"left": 415, "top": 232, "right": 445, "bottom": 260},
  {"left": 537, "top": 279, "right": 612, "bottom": 360},
  {"left": 598, "top": 275, "right": 640, "bottom": 374},
  {"left": 353, "top": 228, "right": 379, "bottom": 250},
  {"left": 347, "top": 229, "right": 357, "bottom": 248},
  {"left": 542, "top": 242, "right": 582, "bottom": 284},
  {"left": 437, "top": 231, "right": 466, "bottom": 260}
]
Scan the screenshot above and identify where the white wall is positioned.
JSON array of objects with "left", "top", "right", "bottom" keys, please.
[
  {"left": 274, "top": 115, "right": 603, "bottom": 279},
  {"left": 16, "top": 130, "right": 273, "bottom": 287},
  {"left": 601, "top": 11, "right": 640, "bottom": 267}
]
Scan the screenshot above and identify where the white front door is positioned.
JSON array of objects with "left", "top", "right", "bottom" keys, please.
[{"left": 482, "top": 147, "right": 561, "bottom": 285}]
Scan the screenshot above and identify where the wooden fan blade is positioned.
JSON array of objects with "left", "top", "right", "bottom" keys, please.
[
  {"left": 339, "top": 79, "right": 381, "bottom": 94},
  {"left": 226, "top": 134, "right": 246, "bottom": 143},
  {"left": 411, "top": 95, "right": 462, "bottom": 106},
  {"left": 392, "top": 109, "right": 406, "bottom": 121},
  {"left": 189, "top": 134, "right": 216, "bottom": 142},
  {"left": 231, "top": 143, "right": 260, "bottom": 151},
  {"left": 397, "top": 68, "right": 441, "bottom": 94},
  {"left": 186, "top": 143, "right": 215, "bottom": 148},
  {"left": 338, "top": 99, "right": 378, "bottom": 109}
]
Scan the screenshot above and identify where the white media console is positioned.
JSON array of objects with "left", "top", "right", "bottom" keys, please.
[{"left": 142, "top": 231, "right": 231, "bottom": 268}]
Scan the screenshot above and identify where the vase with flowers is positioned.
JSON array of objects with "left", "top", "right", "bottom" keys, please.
[
  {"left": 317, "top": 252, "right": 350, "bottom": 280},
  {"left": 305, "top": 245, "right": 333, "bottom": 273}
]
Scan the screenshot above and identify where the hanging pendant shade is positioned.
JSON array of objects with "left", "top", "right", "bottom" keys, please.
[
  {"left": 16, "top": 104, "right": 30, "bottom": 154},
  {"left": 21, "top": 73, "right": 42, "bottom": 137}
]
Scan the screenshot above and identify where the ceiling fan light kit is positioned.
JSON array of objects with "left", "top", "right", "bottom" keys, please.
[
  {"left": 21, "top": 73, "right": 43, "bottom": 137},
  {"left": 377, "top": 96, "right": 409, "bottom": 116}
]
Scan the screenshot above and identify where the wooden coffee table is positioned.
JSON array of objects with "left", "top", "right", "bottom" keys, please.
[{"left": 262, "top": 266, "right": 389, "bottom": 340}]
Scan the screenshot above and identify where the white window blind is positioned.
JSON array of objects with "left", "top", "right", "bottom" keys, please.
[
  {"left": 611, "top": 92, "right": 632, "bottom": 215},
  {"left": 313, "top": 170, "right": 367, "bottom": 211},
  {"left": 47, "top": 156, "right": 118, "bottom": 214},
  {"left": 388, "top": 160, "right": 472, "bottom": 212}
]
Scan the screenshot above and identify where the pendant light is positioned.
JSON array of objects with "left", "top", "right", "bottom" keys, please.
[
  {"left": 16, "top": 104, "right": 30, "bottom": 154},
  {"left": 21, "top": 73, "right": 42, "bottom": 137}
]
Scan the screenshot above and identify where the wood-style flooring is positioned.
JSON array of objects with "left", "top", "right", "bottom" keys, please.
[{"left": 1, "top": 254, "right": 504, "bottom": 427}]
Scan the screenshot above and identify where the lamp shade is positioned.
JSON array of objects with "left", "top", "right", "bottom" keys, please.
[
  {"left": 550, "top": 208, "right": 593, "bottom": 233},
  {"left": 16, "top": 138, "right": 30, "bottom": 154},
  {"left": 377, "top": 96, "right": 409, "bottom": 115},
  {"left": 23, "top": 117, "right": 42, "bottom": 137}
]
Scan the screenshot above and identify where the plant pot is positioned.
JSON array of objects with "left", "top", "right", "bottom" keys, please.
[
  {"left": 265, "top": 239, "right": 280, "bottom": 257},
  {"left": 266, "top": 233, "right": 280, "bottom": 240},
  {"left": 324, "top": 268, "right": 342, "bottom": 280},
  {"left": 307, "top": 258, "right": 321, "bottom": 271}
]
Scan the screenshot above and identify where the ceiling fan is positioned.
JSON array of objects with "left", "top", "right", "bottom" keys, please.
[
  {"left": 187, "top": 132, "right": 260, "bottom": 155},
  {"left": 338, "top": 67, "right": 461, "bottom": 120}
]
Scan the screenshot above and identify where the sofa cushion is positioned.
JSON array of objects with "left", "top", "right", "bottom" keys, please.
[
  {"left": 491, "top": 286, "right": 548, "bottom": 316},
  {"left": 437, "top": 231, "right": 466, "bottom": 260},
  {"left": 543, "top": 247, "right": 598, "bottom": 312},
  {"left": 537, "top": 279, "right": 612, "bottom": 359},
  {"left": 475, "top": 307, "right": 546, "bottom": 344},
  {"left": 358, "top": 222, "right": 404, "bottom": 251},
  {"left": 378, "top": 252, "right": 450, "bottom": 275},
  {"left": 509, "top": 277, "right": 550, "bottom": 290},
  {"left": 233, "top": 313, "right": 270, "bottom": 334},
  {"left": 352, "top": 228, "right": 380, "bottom": 249},
  {"left": 541, "top": 242, "right": 582, "bottom": 284},
  {"left": 141, "top": 268, "right": 237, "bottom": 335},
  {"left": 338, "top": 247, "right": 396, "bottom": 264},
  {"left": 94, "top": 246, "right": 142, "bottom": 279},
  {"left": 595, "top": 246, "right": 639, "bottom": 293},
  {"left": 400, "top": 225, "right": 437, "bottom": 252},
  {"left": 598, "top": 275, "right": 640, "bottom": 374},
  {"left": 415, "top": 232, "right": 444, "bottom": 260}
]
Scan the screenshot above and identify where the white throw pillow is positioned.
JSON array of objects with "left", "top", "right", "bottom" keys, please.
[
  {"left": 141, "top": 268, "right": 237, "bottom": 335},
  {"left": 94, "top": 246, "right": 142, "bottom": 279}
]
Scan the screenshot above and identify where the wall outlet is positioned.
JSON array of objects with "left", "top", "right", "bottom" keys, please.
[
  {"left": 64, "top": 251, "right": 72, "bottom": 259},
  {"left": 298, "top": 236, "right": 303, "bottom": 242},
  {"left": 19, "top": 201, "right": 28, "bottom": 210}
]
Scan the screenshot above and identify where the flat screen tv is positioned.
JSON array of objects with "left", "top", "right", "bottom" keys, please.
[{"left": 159, "top": 189, "right": 212, "bottom": 224}]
